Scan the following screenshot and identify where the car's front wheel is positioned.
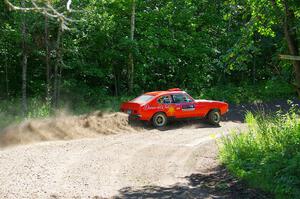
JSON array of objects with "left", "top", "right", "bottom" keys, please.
[
  {"left": 207, "top": 109, "right": 221, "bottom": 126},
  {"left": 152, "top": 112, "right": 167, "bottom": 128}
]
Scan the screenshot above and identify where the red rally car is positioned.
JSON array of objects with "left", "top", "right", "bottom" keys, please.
[{"left": 120, "top": 88, "right": 228, "bottom": 127}]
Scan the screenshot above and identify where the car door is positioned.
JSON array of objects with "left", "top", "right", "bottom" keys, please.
[
  {"left": 171, "top": 94, "right": 197, "bottom": 118},
  {"left": 157, "top": 95, "right": 176, "bottom": 117}
]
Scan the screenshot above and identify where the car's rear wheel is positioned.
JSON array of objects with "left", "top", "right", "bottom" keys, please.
[
  {"left": 152, "top": 112, "right": 167, "bottom": 128},
  {"left": 207, "top": 109, "right": 221, "bottom": 126}
]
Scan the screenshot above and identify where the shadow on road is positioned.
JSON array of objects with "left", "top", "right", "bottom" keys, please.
[
  {"left": 129, "top": 118, "right": 220, "bottom": 131},
  {"left": 224, "top": 98, "right": 300, "bottom": 123},
  {"left": 114, "top": 166, "right": 271, "bottom": 199}
]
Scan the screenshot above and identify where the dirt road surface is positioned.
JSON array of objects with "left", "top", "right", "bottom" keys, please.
[
  {"left": 0, "top": 120, "right": 249, "bottom": 199},
  {"left": 1, "top": 99, "right": 297, "bottom": 198}
]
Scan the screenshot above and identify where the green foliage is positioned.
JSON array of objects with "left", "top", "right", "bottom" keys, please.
[
  {"left": 219, "top": 108, "right": 300, "bottom": 198},
  {"left": 27, "top": 98, "right": 51, "bottom": 118},
  {"left": 199, "top": 79, "right": 295, "bottom": 104},
  {"left": 0, "top": 0, "right": 298, "bottom": 122},
  {"left": 67, "top": 95, "right": 134, "bottom": 115},
  {"left": 0, "top": 98, "right": 52, "bottom": 129},
  {"left": 1, "top": 0, "right": 297, "bottom": 99},
  {"left": 0, "top": 99, "right": 22, "bottom": 129}
]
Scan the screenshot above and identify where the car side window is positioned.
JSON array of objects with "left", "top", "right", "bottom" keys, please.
[
  {"left": 172, "top": 94, "right": 192, "bottom": 103},
  {"left": 172, "top": 94, "right": 185, "bottom": 103},
  {"left": 157, "top": 95, "right": 172, "bottom": 104}
]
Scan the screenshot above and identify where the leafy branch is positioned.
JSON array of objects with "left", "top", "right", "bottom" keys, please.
[{"left": 4, "top": 0, "right": 75, "bottom": 30}]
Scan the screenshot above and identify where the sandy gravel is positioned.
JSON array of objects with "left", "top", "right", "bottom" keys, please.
[{"left": 0, "top": 121, "right": 246, "bottom": 198}]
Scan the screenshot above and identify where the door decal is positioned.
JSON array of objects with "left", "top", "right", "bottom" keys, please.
[
  {"left": 167, "top": 105, "right": 175, "bottom": 116},
  {"left": 182, "top": 104, "right": 195, "bottom": 111}
]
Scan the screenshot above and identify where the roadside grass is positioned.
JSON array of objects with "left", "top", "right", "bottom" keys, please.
[{"left": 219, "top": 105, "right": 300, "bottom": 198}]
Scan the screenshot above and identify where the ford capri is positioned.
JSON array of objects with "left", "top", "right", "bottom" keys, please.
[{"left": 120, "top": 88, "right": 228, "bottom": 127}]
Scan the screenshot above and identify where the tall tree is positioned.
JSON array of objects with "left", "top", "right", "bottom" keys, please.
[
  {"left": 282, "top": 0, "right": 300, "bottom": 94},
  {"left": 5, "top": 55, "right": 9, "bottom": 97},
  {"left": 128, "top": 0, "right": 136, "bottom": 94},
  {"left": 226, "top": 0, "right": 300, "bottom": 93},
  {"left": 21, "top": 0, "right": 28, "bottom": 115},
  {"left": 4, "top": 0, "right": 75, "bottom": 108},
  {"left": 53, "top": 26, "right": 63, "bottom": 107},
  {"left": 45, "top": 14, "right": 51, "bottom": 102}
]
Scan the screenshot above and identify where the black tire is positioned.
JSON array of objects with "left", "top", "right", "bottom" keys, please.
[
  {"left": 152, "top": 112, "right": 168, "bottom": 128},
  {"left": 207, "top": 109, "right": 221, "bottom": 126}
]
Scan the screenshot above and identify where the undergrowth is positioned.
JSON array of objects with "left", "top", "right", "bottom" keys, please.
[
  {"left": 219, "top": 104, "right": 300, "bottom": 198},
  {"left": 199, "top": 80, "right": 295, "bottom": 104}
]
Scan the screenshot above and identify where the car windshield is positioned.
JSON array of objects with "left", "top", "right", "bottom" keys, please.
[{"left": 131, "top": 94, "right": 154, "bottom": 103}]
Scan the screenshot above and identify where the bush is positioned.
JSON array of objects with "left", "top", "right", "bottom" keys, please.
[
  {"left": 0, "top": 99, "right": 21, "bottom": 129},
  {"left": 27, "top": 98, "right": 51, "bottom": 118},
  {"left": 0, "top": 98, "right": 52, "bottom": 130},
  {"left": 219, "top": 105, "right": 300, "bottom": 198},
  {"left": 198, "top": 80, "right": 295, "bottom": 104},
  {"left": 64, "top": 95, "right": 134, "bottom": 115}
]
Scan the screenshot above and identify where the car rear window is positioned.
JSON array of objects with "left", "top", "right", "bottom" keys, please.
[{"left": 131, "top": 94, "right": 154, "bottom": 103}]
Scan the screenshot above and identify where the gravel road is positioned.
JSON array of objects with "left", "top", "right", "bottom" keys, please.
[{"left": 0, "top": 121, "right": 246, "bottom": 198}]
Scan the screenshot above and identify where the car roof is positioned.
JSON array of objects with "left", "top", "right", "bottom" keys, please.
[{"left": 144, "top": 90, "right": 185, "bottom": 97}]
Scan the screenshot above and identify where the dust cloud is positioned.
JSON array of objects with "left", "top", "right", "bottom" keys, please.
[{"left": 0, "top": 111, "right": 140, "bottom": 148}]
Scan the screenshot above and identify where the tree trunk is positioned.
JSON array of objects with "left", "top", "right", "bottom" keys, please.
[
  {"left": 114, "top": 65, "right": 118, "bottom": 96},
  {"left": 5, "top": 56, "right": 9, "bottom": 98},
  {"left": 252, "top": 57, "right": 256, "bottom": 85},
  {"left": 114, "top": 72, "right": 118, "bottom": 97},
  {"left": 283, "top": 0, "right": 300, "bottom": 95},
  {"left": 57, "top": 51, "right": 62, "bottom": 105},
  {"left": 113, "top": 62, "right": 121, "bottom": 96},
  {"left": 128, "top": 0, "right": 136, "bottom": 94},
  {"left": 21, "top": 0, "right": 28, "bottom": 116},
  {"left": 53, "top": 26, "right": 62, "bottom": 108},
  {"left": 45, "top": 14, "right": 51, "bottom": 103}
]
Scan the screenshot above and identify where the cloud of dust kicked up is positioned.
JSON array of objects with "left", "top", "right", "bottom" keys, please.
[{"left": 0, "top": 111, "right": 141, "bottom": 148}]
